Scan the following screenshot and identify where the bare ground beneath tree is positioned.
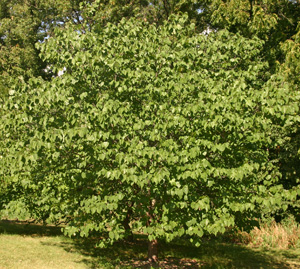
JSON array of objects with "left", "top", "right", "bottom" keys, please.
[{"left": 119, "top": 257, "right": 206, "bottom": 268}]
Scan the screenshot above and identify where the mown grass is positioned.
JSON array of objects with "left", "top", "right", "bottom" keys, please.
[
  {"left": 0, "top": 220, "right": 94, "bottom": 269},
  {"left": 0, "top": 219, "right": 300, "bottom": 268}
]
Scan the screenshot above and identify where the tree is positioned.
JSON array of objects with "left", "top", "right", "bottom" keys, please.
[
  {"left": 0, "top": 0, "right": 207, "bottom": 99},
  {"left": 0, "top": 0, "right": 210, "bottom": 224},
  {"left": 78, "top": 0, "right": 210, "bottom": 33},
  {"left": 0, "top": 0, "right": 42, "bottom": 97},
  {"left": 0, "top": 0, "right": 91, "bottom": 99},
  {"left": 273, "top": 21, "right": 300, "bottom": 220},
  {"left": 1, "top": 15, "right": 298, "bottom": 261},
  {"left": 206, "top": 0, "right": 300, "bottom": 220},
  {"left": 208, "top": 0, "right": 300, "bottom": 70}
]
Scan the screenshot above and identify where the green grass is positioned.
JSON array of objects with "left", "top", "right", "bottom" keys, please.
[
  {"left": 0, "top": 220, "right": 94, "bottom": 269},
  {"left": 0, "top": 220, "right": 299, "bottom": 268}
]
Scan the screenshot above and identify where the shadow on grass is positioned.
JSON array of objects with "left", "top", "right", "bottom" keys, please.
[
  {"left": 71, "top": 234, "right": 291, "bottom": 268},
  {"left": 0, "top": 220, "right": 294, "bottom": 268},
  {"left": 0, "top": 219, "right": 62, "bottom": 236},
  {"left": 261, "top": 248, "right": 300, "bottom": 268}
]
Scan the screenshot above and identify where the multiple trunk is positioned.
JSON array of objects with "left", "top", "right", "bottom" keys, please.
[
  {"left": 147, "top": 198, "right": 158, "bottom": 262},
  {"left": 122, "top": 207, "right": 134, "bottom": 242},
  {"left": 121, "top": 195, "right": 159, "bottom": 262},
  {"left": 148, "top": 239, "right": 158, "bottom": 263}
]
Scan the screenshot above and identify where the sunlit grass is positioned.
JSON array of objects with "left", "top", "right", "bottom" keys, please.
[{"left": 0, "top": 233, "right": 93, "bottom": 269}]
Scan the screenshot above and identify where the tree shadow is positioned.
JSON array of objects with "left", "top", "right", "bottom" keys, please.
[
  {"left": 70, "top": 234, "right": 292, "bottom": 268},
  {"left": 0, "top": 220, "right": 295, "bottom": 268},
  {"left": 0, "top": 219, "right": 62, "bottom": 236},
  {"left": 261, "top": 248, "right": 300, "bottom": 268}
]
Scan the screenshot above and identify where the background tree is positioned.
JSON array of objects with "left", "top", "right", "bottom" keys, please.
[
  {"left": 208, "top": 0, "right": 300, "bottom": 70},
  {"left": 274, "top": 21, "right": 300, "bottom": 220},
  {"left": 205, "top": 0, "right": 300, "bottom": 220},
  {"left": 77, "top": 0, "right": 210, "bottom": 33},
  {"left": 0, "top": 0, "right": 91, "bottom": 99},
  {"left": 0, "top": 0, "right": 89, "bottom": 221}
]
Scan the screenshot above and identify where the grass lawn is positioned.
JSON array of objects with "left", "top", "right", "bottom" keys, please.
[
  {"left": 0, "top": 220, "right": 299, "bottom": 268},
  {"left": 0, "top": 220, "right": 93, "bottom": 269}
]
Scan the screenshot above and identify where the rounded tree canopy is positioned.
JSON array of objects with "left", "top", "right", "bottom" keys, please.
[{"left": 1, "top": 15, "right": 299, "bottom": 246}]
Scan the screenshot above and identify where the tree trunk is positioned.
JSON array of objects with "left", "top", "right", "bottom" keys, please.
[
  {"left": 122, "top": 207, "right": 134, "bottom": 241},
  {"left": 148, "top": 239, "right": 158, "bottom": 263},
  {"left": 122, "top": 217, "right": 134, "bottom": 242}
]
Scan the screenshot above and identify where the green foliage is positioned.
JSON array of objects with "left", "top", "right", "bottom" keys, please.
[
  {"left": 281, "top": 21, "right": 300, "bottom": 86},
  {"left": 0, "top": 0, "right": 207, "bottom": 101},
  {"left": 208, "top": 0, "right": 300, "bottom": 72},
  {"left": 0, "top": 0, "right": 40, "bottom": 96},
  {"left": 79, "top": 0, "right": 209, "bottom": 33},
  {"left": 1, "top": 15, "right": 299, "bottom": 248},
  {"left": 275, "top": 21, "right": 300, "bottom": 219},
  {"left": 206, "top": 0, "right": 300, "bottom": 220},
  {"left": 0, "top": 0, "right": 91, "bottom": 98},
  {"left": 209, "top": 0, "right": 299, "bottom": 38}
]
